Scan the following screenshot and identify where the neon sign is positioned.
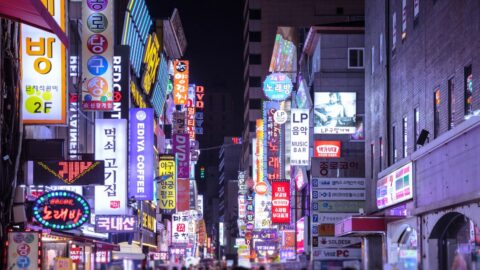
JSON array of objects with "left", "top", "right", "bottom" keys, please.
[
  {"left": 33, "top": 191, "right": 90, "bottom": 230},
  {"left": 263, "top": 73, "right": 293, "bottom": 101}
]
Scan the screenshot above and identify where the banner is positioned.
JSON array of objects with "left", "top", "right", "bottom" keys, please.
[
  {"left": 82, "top": 0, "right": 114, "bottom": 110},
  {"left": 7, "top": 232, "right": 39, "bottom": 270},
  {"left": 176, "top": 179, "right": 190, "bottom": 212},
  {"left": 173, "top": 60, "right": 189, "bottom": 105},
  {"left": 290, "top": 109, "right": 310, "bottom": 165},
  {"left": 95, "top": 119, "right": 128, "bottom": 214},
  {"left": 173, "top": 134, "right": 190, "bottom": 178},
  {"left": 271, "top": 180, "right": 290, "bottom": 224},
  {"left": 129, "top": 108, "right": 154, "bottom": 200},
  {"left": 30, "top": 160, "right": 104, "bottom": 185},
  {"left": 21, "top": 0, "right": 66, "bottom": 124},
  {"left": 158, "top": 155, "right": 176, "bottom": 213}
]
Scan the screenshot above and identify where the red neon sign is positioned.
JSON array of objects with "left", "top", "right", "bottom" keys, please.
[{"left": 271, "top": 180, "right": 290, "bottom": 224}]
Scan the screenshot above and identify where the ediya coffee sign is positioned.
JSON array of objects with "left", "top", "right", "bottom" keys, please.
[{"left": 314, "top": 141, "right": 341, "bottom": 158}]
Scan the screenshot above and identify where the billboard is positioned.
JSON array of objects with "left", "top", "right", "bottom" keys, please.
[
  {"left": 263, "top": 73, "right": 293, "bottom": 101},
  {"left": 176, "top": 179, "right": 190, "bottom": 212},
  {"left": 271, "top": 180, "right": 290, "bottom": 224},
  {"left": 7, "top": 232, "right": 39, "bottom": 270},
  {"left": 21, "top": 0, "right": 66, "bottom": 124},
  {"left": 129, "top": 108, "right": 154, "bottom": 200},
  {"left": 173, "top": 134, "right": 190, "bottom": 178},
  {"left": 314, "top": 92, "right": 356, "bottom": 134},
  {"left": 82, "top": 0, "right": 114, "bottom": 110},
  {"left": 290, "top": 109, "right": 310, "bottom": 166},
  {"left": 30, "top": 160, "right": 104, "bottom": 185},
  {"left": 95, "top": 119, "right": 128, "bottom": 214},
  {"left": 314, "top": 141, "right": 341, "bottom": 158},
  {"left": 158, "top": 155, "right": 176, "bottom": 213},
  {"left": 95, "top": 215, "right": 138, "bottom": 233},
  {"left": 254, "top": 194, "right": 272, "bottom": 229},
  {"left": 376, "top": 162, "right": 413, "bottom": 209},
  {"left": 269, "top": 27, "right": 297, "bottom": 74},
  {"left": 173, "top": 60, "right": 189, "bottom": 105}
]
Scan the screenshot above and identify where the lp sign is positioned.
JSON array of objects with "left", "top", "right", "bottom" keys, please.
[{"left": 290, "top": 109, "right": 310, "bottom": 166}]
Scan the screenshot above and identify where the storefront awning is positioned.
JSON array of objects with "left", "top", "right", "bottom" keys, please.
[
  {"left": 0, "top": 0, "right": 68, "bottom": 47},
  {"left": 335, "top": 216, "right": 387, "bottom": 237}
]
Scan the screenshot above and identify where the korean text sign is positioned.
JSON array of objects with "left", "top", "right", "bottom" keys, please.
[
  {"left": 264, "top": 101, "right": 283, "bottom": 181},
  {"left": 31, "top": 160, "right": 105, "bottom": 185},
  {"left": 95, "top": 119, "right": 128, "bottom": 214},
  {"left": 173, "top": 60, "right": 189, "bottom": 105},
  {"left": 314, "top": 141, "right": 341, "bottom": 158},
  {"left": 21, "top": 0, "right": 66, "bottom": 124},
  {"left": 172, "top": 213, "right": 189, "bottom": 243},
  {"left": 129, "top": 108, "right": 154, "bottom": 200},
  {"left": 158, "top": 155, "right": 176, "bottom": 213},
  {"left": 173, "top": 134, "right": 190, "bottom": 178},
  {"left": 7, "top": 232, "right": 39, "bottom": 270},
  {"left": 290, "top": 109, "right": 310, "bottom": 166},
  {"left": 271, "top": 180, "right": 290, "bottom": 224},
  {"left": 82, "top": 0, "right": 114, "bottom": 110},
  {"left": 95, "top": 215, "right": 138, "bottom": 233}
]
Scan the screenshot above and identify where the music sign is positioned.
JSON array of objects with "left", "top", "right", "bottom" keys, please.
[
  {"left": 33, "top": 191, "right": 90, "bottom": 230},
  {"left": 95, "top": 215, "right": 138, "bottom": 233},
  {"left": 272, "top": 180, "right": 290, "bottom": 224},
  {"left": 314, "top": 141, "right": 341, "bottom": 158},
  {"left": 31, "top": 160, "right": 105, "bottom": 186}
]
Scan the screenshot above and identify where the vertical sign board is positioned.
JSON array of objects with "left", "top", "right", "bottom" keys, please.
[
  {"left": 104, "top": 46, "right": 130, "bottom": 120},
  {"left": 172, "top": 213, "right": 189, "bottom": 244},
  {"left": 173, "top": 134, "right": 190, "bottom": 178},
  {"left": 264, "top": 101, "right": 282, "bottom": 182},
  {"left": 68, "top": 93, "right": 79, "bottom": 159},
  {"left": 7, "top": 232, "right": 39, "bottom": 270},
  {"left": 186, "top": 85, "right": 196, "bottom": 139},
  {"left": 82, "top": 0, "right": 114, "bottom": 110},
  {"left": 95, "top": 119, "right": 128, "bottom": 214},
  {"left": 256, "top": 120, "right": 264, "bottom": 184},
  {"left": 271, "top": 180, "right": 290, "bottom": 224},
  {"left": 173, "top": 60, "right": 189, "bottom": 105},
  {"left": 176, "top": 179, "right": 190, "bottom": 212},
  {"left": 195, "top": 86, "right": 205, "bottom": 135},
  {"left": 158, "top": 155, "right": 176, "bottom": 213},
  {"left": 290, "top": 109, "right": 310, "bottom": 166},
  {"left": 129, "top": 108, "right": 154, "bottom": 200},
  {"left": 21, "top": 0, "right": 66, "bottom": 124}
]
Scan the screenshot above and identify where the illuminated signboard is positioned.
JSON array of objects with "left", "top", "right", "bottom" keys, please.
[
  {"left": 68, "top": 93, "right": 79, "bottom": 159},
  {"left": 293, "top": 166, "right": 307, "bottom": 191},
  {"left": 254, "top": 193, "right": 271, "bottom": 229},
  {"left": 290, "top": 109, "right": 310, "bottom": 166},
  {"left": 269, "top": 27, "right": 297, "bottom": 74},
  {"left": 255, "top": 120, "right": 264, "bottom": 184},
  {"left": 139, "top": 201, "right": 156, "bottom": 232},
  {"left": 195, "top": 86, "right": 205, "bottom": 134},
  {"left": 129, "top": 108, "right": 154, "bottom": 200},
  {"left": 264, "top": 101, "right": 283, "bottom": 181},
  {"left": 263, "top": 73, "right": 293, "bottom": 101},
  {"left": 104, "top": 46, "right": 130, "bottom": 120},
  {"left": 314, "top": 92, "right": 356, "bottom": 134},
  {"left": 314, "top": 141, "right": 341, "bottom": 158},
  {"left": 158, "top": 155, "right": 176, "bottom": 213},
  {"left": 151, "top": 54, "right": 169, "bottom": 116},
  {"left": 31, "top": 160, "right": 104, "bottom": 186},
  {"left": 245, "top": 191, "right": 255, "bottom": 227},
  {"left": 131, "top": 81, "right": 148, "bottom": 108},
  {"left": 176, "top": 179, "right": 190, "bottom": 212},
  {"left": 122, "top": 0, "right": 152, "bottom": 77},
  {"left": 271, "top": 180, "right": 290, "bottom": 224},
  {"left": 33, "top": 191, "right": 90, "bottom": 230},
  {"left": 296, "top": 217, "right": 306, "bottom": 254},
  {"left": 173, "top": 134, "right": 190, "bottom": 178},
  {"left": 376, "top": 162, "right": 413, "bottom": 209},
  {"left": 219, "top": 222, "right": 225, "bottom": 246},
  {"left": 21, "top": 0, "right": 66, "bottom": 124},
  {"left": 141, "top": 33, "right": 160, "bottom": 95},
  {"left": 7, "top": 232, "right": 39, "bottom": 270},
  {"left": 197, "top": 195, "right": 204, "bottom": 218},
  {"left": 82, "top": 0, "right": 114, "bottom": 110},
  {"left": 95, "top": 215, "right": 138, "bottom": 233},
  {"left": 173, "top": 111, "right": 186, "bottom": 134},
  {"left": 173, "top": 60, "right": 189, "bottom": 105},
  {"left": 95, "top": 119, "right": 128, "bottom": 214},
  {"left": 172, "top": 213, "right": 189, "bottom": 243},
  {"left": 186, "top": 85, "right": 196, "bottom": 139}
]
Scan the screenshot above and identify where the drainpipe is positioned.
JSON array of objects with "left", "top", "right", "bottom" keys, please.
[{"left": 385, "top": 0, "right": 392, "bottom": 167}]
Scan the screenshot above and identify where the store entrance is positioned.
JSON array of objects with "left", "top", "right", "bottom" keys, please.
[{"left": 429, "top": 212, "right": 480, "bottom": 270}]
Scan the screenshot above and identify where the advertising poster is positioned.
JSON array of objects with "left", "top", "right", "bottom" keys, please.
[
  {"left": 376, "top": 162, "right": 413, "bottom": 209},
  {"left": 176, "top": 179, "right": 190, "bottom": 212},
  {"left": 158, "top": 155, "right": 176, "bottom": 213},
  {"left": 271, "top": 180, "right": 290, "bottom": 224},
  {"left": 129, "top": 108, "right": 154, "bottom": 200},
  {"left": 254, "top": 194, "right": 272, "bottom": 229},
  {"left": 314, "top": 92, "right": 356, "bottom": 134},
  {"left": 173, "top": 134, "right": 190, "bottom": 178},
  {"left": 95, "top": 119, "right": 128, "bottom": 214},
  {"left": 173, "top": 60, "right": 189, "bottom": 105},
  {"left": 21, "top": 0, "right": 66, "bottom": 124},
  {"left": 30, "top": 160, "right": 105, "bottom": 185},
  {"left": 290, "top": 109, "right": 310, "bottom": 166},
  {"left": 7, "top": 232, "right": 39, "bottom": 270},
  {"left": 269, "top": 27, "right": 297, "bottom": 74},
  {"left": 82, "top": 0, "right": 114, "bottom": 110}
]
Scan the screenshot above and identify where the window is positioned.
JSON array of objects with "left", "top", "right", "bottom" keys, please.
[
  {"left": 379, "top": 33, "right": 384, "bottom": 64},
  {"left": 348, "top": 48, "right": 364, "bottom": 68},
  {"left": 414, "top": 108, "right": 420, "bottom": 150},
  {"left": 370, "top": 143, "right": 375, "bottom": 179},
  {"left": 392, "top": 12, "right": 397, "bottom": 55},
  {"left": 250, "top": 98, "right": 262, "bottom": 110},
  {"left": 379, "top": 137, "right": 383, "bottom": 171},
  {"left": 249, "top": 9, "right": 261, "bottom": 20},
  {"left": 249, "top": 31, "right": 261, "bottom": 42},
  {"left": 249, "top": 76, "right": 261, "bottom": 87},
  {"left": 465, "top": 65, "right": 473, "bottom": 117},
  {"left": 249, "top": 54, "right": 261, "bottom": 65},
  {"left": 434, "top": 89, "right": 441, "bottom": 138},
  {"left": 403, "top": 116, "right": 408, "bottom": 157},
  {"left": 448, "top": 78, "right": 455, "bottom": 129},
  {"left": 336, "top": 7, "right": 344, "bottom": 15},
  {"left": 413, "top": 0, "right": 420, "bottom": 26},
  {"left": 401, "top": 0, "right": 407, "bottom": 40},
  {"left": 371, "top": 46, "right": 375, "bottom": 74},
  {"left": 392, "top": 125, "right": 397, "bottom": 163}
]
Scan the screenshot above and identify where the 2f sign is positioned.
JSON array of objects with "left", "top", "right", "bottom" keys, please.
[{"left": 293, "top": 112, "right": 308, "bottom": 123}]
